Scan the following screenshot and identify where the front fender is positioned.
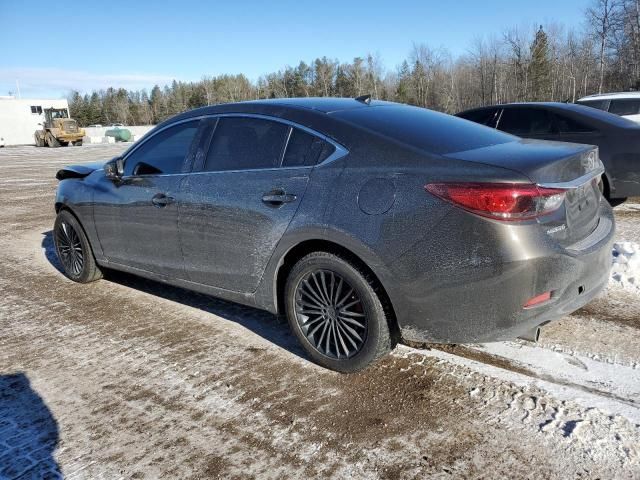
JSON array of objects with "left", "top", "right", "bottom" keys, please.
[{"left": 55, "top": 176, "right": 103, "bottom": 259}]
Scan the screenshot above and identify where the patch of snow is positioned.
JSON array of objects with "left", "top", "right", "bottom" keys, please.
[
  {"left": 396, "top": 344, "right": 640, "bottom": 424},
  {"left": 610, "top": 242, "right": 640, "bottom": 293},
  {"left": 473, "top": 341, "right": 640, "bottom": 403}
]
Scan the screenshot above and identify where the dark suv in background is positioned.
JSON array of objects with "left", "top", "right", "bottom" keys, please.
[{"left": 456, "top": 102, "right": 640, "bottom": 206}]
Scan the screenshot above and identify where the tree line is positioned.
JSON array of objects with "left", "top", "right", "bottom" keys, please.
[{"left": 68, "top": 0, "right": 640, "bottom": 126}]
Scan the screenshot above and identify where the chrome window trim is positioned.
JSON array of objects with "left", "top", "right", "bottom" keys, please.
[
  {"left": 199, "top": 113, "right": 348, "bottom": 170},
  {"left": 121, "top": 117, "right": 205, "bottom": 179},
  {"left": 279, "top": 126, "right": 294, "bottom": 168},
  {"left": 121, "top": 113, "right": 348, "bottom": 178}
]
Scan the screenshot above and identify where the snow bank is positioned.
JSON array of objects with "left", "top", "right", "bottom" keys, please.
[{"left": 610, "top": 242, "right": 640, "bottom": 293}]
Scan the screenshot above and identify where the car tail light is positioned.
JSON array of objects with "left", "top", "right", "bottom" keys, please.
[
  {"left": 425, "top": 183, "right": 566, "bottom": 221},
  {"left": 523, "top": 291, "right": 552, "bottom": 308}
]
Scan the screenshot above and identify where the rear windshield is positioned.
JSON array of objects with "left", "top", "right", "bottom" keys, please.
[{"left": 332, "top": 105, "right": 515, "bottom": 154}]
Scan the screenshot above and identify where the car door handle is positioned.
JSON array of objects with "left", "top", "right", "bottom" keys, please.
[
  {"left": 151, "top": 193, "right": 175, "bottom": 207},
  {"left": 262, "top": 190, "right": 297, "bottom": 207}
]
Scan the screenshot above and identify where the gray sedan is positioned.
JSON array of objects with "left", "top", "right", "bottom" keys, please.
[{"left": 54, "top": 98, "right": 614, "bottom": 372}]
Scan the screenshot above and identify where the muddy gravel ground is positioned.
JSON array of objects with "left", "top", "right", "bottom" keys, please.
[{"left": 0, "top": 144, "right": 639, "bottom": 479}]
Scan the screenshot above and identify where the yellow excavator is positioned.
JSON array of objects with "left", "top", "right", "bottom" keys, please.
[{"left": 34, "top": 107, "right": 85, "bottom": 147}]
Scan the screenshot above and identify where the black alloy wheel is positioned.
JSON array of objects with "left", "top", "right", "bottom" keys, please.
[
  {"left": 285, "top": 252, "right": 393, "bottom": 372},
  {"left": 294, "top": 269, "right": 367, "bottom": 359},
  {"left": 53, "top": 210, "right": 102, "bottom": 283},
  {"left": 55, "top": 220, "right": 84, "bottom": 277}
]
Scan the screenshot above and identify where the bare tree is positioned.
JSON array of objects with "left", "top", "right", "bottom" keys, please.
[{"left": 587, "top": 0, "right": 622, "bottom": 93}]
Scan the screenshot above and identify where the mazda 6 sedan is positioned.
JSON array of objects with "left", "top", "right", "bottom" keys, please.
[{"left": 54, "top": 98, "right": 614, "bottom": 372}]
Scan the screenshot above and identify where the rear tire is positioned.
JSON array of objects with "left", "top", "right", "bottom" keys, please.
[
  {"left": 284, "top": 251, "right": 392, "bottom": 372},
  {"left": 608, "top": 197, "right": 627, "bottom": 207},
  {"left": 53, "top": 210, "right": 102, "bottom": 283},
  {"left": 600, "top": 175, "right": 627, "bottom": 207},
  {"left": 73, "top": 140, "right": 83, "bottom": 146}
]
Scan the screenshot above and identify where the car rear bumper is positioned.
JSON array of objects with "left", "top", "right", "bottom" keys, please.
[{"left": 387, "top": 202, "right": 615, "bottom": 344}]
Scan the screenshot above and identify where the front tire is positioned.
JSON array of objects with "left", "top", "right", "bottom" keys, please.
[
  {"left": 284, "top": 252, "right": 392, "bottom": 372},
  {"left": 46, "top": 133, "right": 60, "bottom": 148},
  {"left": 53, "top": 210, "right": 102, "bottom": 283}
]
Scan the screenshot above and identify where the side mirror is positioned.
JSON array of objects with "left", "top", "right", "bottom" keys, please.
[{"left": 104, "top": 157, "right": 124, "bottom": 180}]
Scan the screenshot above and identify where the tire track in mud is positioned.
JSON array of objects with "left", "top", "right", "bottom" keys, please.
[{"left": 2, "top": 230, "right": 640, "bottom": 478}]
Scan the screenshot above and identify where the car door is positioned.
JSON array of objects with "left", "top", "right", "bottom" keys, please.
[
  {"left": 178, "top": 115, "right": 330, "bottom": 293},
  {"left": 93, "top": 119, "right": 201, "bottom": 277}
]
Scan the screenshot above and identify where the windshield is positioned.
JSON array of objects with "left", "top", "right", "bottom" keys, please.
[{"left": 49, "top": 109, "right": 69, "bottom": 120}]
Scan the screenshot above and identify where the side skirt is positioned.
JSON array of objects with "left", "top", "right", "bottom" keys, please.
[{"left": 96, "top": 259, "right": 261, "bottom": 311}]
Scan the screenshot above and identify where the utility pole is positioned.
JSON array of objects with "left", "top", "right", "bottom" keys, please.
[{"left": 15, "top": 80, "right": 21, "bottom": 99}]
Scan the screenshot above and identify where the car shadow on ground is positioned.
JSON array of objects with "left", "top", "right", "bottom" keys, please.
[
  {"left": 0, "top": 373, "right": 61, "bottom": 479},
  {"left": 41, "top": 231, "right": 309, "bottom": 362}
]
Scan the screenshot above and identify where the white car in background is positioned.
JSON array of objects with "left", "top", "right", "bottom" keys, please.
[{"left": 577, "top": 92, "right": 640, "bottom": 123}]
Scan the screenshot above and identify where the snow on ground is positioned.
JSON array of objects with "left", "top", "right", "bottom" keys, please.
[
  {"left": 610, "top": 241, "right": 640, "bottom": 293},
  {"left": 1, "top": 145, "right": 640, "bottom": 478}
]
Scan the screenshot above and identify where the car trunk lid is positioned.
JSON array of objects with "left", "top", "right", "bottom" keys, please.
[{"left": 444, "top": 139, "right": 605, "bottom": 246}]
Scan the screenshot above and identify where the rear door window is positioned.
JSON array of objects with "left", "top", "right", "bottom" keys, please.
[
  {"left": 124, "top": 120, "right": 199, "bottom": 176},
  {"left": 203, "top": 117, "right": 289, "bottom": 171},
  {"left": 608, "top": 99, "right": 640, "bottom": 116},
  {"left": 497, "top": 108, "right": 554, "bottom": 135}
]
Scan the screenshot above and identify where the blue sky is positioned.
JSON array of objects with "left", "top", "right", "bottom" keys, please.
[{"left": 0, "top": 0, "right": 588, "bottom": 98}]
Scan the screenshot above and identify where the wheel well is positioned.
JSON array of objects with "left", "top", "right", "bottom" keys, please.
[
  {"left": 601, "top": 173, "right": 611, "bottom": 200},
  {"left": 55, "top": 205, "right": 88, "bottom": 238},
  {"left": 275, "top": 239, "right": 400, "bottom": 342}
]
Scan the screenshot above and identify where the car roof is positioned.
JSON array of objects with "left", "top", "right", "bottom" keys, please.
[
  {"left": 241, "top": 97, "right": 396, "bottom": 113},
  {"left": 147, "top": 97, "right": 403, "bottom": 152},
  {"left": 578, "top": 92, "right": 640, "bottom": 101},
  {"left": 182, "top": 97, "right": 396, "bottom": 117}
]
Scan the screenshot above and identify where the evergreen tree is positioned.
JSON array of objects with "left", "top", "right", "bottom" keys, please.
[
  {"left": 396, "top": 60, "right": 411, "bottom": 103},
  {"left": 529, "top": 25, "right": 552, "bottom": 101},
  {"left": 150, "top": 85, "right": 164, "bottom": 123},
  {"left": 88, "top": 92, "right": 102, "bottom": 125},
  {"left": 68, "top": 91, "right": 88, "bottom": 126}
]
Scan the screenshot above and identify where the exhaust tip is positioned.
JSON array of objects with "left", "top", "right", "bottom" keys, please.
[{"left": 518, "top": 326, "right": 541, "bottom": 343}]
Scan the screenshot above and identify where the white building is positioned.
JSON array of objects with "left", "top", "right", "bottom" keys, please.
[{"left": 0, "top": 96, "right": 70, "bottom": 146}]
